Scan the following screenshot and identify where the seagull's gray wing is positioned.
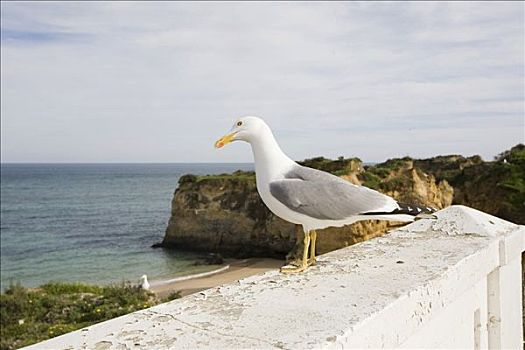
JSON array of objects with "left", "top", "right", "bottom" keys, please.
[{"left": 269, "top": 165, "right": 396, "bottom": 220}]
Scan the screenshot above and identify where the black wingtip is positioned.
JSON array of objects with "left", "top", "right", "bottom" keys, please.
[
  {"left": 394, "top": 202, "right": 437, "bottom": 216},
  {"left": 361, "top": 202, "right": 438, "bottom": 217}
]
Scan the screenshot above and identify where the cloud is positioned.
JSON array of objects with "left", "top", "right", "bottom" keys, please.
[{"left": 1, "top": 1, "right": 523, "bottom": 163}]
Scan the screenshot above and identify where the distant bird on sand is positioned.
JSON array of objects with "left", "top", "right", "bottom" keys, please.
[
  {"left": 215, "top": 116, "right": 436, "bottom": 273},
  {"left": 140, "top": 275, "right": 150, "bottom": 290}
]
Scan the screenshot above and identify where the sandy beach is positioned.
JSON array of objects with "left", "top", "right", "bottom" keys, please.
[{"left": 151, "top": 258, "right": 284, "bottom": 298}]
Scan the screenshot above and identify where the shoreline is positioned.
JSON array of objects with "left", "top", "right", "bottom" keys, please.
[
  {"left": 150, "top": 257, "right": 284, "bottom": 298},
  {"left": 150, "top": 264, "right": 233, "bottom": 286}
]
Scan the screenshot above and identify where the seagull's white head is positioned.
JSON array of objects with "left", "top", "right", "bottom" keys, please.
[{"left": 214, "top": 116, "right": 268, "bottom": 148}]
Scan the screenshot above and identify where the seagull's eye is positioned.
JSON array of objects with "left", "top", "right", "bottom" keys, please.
[{"left": 237, "top": 121, "right": 242, "bottom": 127}]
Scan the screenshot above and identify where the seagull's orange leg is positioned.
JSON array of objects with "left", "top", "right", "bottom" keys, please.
[
  {"left": 308, "top": 230, "right": 317, "bottom": 266},
  {"left": 281, "top": 230, "right": 310, "bottom": 273}
]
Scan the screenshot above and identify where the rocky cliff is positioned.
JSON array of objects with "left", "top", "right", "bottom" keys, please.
[
  {"left": 414, "top": 144, "right": 524, "bottom": 224},
  {"left": 162, "top": 171, "right": 295, "bottom": 258},
  {"left": 161, "top": 157, "right": 454, "bottom": 260}
]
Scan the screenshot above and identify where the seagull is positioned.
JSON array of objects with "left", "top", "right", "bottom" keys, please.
[
  {"left": 215, "top": 116, "right": 436, "bottom": 273},
  {"left": 140, "top": 274, "right": 150, "bottom": 290}
]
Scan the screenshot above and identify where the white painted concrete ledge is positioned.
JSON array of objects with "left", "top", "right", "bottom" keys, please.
[{"left": 24, "top": 205, "right": 525, "bottom": 350}]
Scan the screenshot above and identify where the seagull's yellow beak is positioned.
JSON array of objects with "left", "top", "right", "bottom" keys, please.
[{"left": 214, "top": 132, "right": 236, "bottom": 149}]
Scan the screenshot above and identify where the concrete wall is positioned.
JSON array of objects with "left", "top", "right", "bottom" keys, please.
[{"left": 24, "top": 206, "right": 524, "bottom": 349}]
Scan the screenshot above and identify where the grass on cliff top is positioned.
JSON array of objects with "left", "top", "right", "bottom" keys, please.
[
  {"left": 180, "top": 157, "right": 366, "bottom": 184},
  {"left": 371, "top": 157, "right": 413, "bottom": 173},
  {"left": 299, "top": 156, "right": 362, "bottom": 175},
  {"left": 0, "top": 282, "right": 180, "bottom": 350},
  {"left": 178, "top": 156, "right": 409, "bottom": 190},
  {"left": 179, "top": 171, "right": 256, "bottom": 184},
  {"left": 359, "top": 157, "right": 413, "bottom": 189}
]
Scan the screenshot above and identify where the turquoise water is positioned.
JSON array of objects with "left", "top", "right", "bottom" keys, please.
[{"left": 0, "top": 163, "right": 253, "bottom": 291}]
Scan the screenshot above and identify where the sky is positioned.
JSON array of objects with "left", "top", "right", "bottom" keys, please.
[{"left": 1, "top": 1, "right": 524, "bottom": 163}]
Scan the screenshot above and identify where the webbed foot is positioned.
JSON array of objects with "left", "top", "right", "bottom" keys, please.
[{"left": 280, "top": 263, "right": 308, "bottom": 274}]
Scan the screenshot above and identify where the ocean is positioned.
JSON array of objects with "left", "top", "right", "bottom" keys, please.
[{"left": 0, "top": 163, "right": 253, "bottom": 291}]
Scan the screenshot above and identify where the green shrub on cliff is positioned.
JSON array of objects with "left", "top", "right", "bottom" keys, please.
[
  {"left": 0, "top": 282, "right": 157, "bottom": 350},
  {"left": 494, "top": 144, "right": 525, "bottom": 219},
  {"left": 299, "top": 156, "right": 362, "bottom": 175},
  {"left": 194, "top": 171, "right": 256, "bottom": 183},
  {"left": 359, "top": 172, "right": 381, "bottom": 190},
  {"left": 495, "top": 143, "right": 525, "bottom": 164}
]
